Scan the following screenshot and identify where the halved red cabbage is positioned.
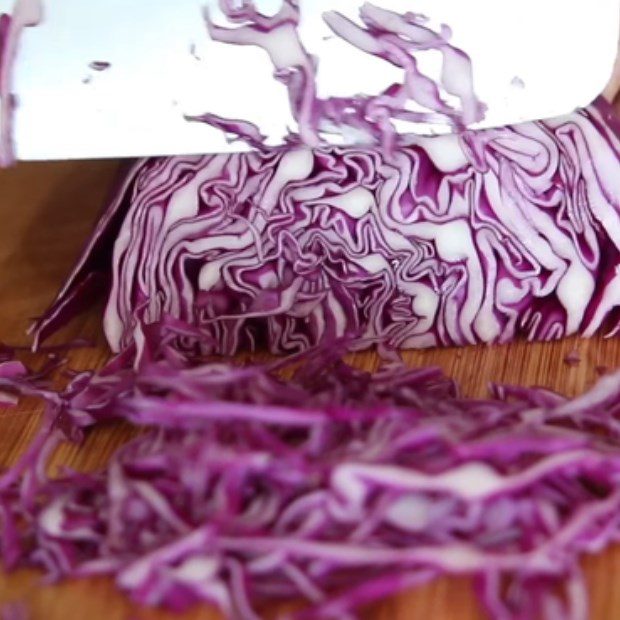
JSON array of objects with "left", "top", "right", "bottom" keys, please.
[
  {"left": 33, "top": 97, "right": 620, "bottom": 356},
  {"left": 4, "top": 326, "right": 620, "bottom": 620},
  {"left": 28, "top": 2, "right": 620, "bottom": 354}
]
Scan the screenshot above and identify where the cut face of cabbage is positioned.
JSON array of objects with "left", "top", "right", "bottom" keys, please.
[{"left": 33, "top": 99, "right": 620, "bottom": 356}]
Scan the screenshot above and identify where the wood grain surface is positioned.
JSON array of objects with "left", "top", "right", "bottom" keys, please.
[{"left": 1, "top": 160, "right": 620, "bottom": 619}]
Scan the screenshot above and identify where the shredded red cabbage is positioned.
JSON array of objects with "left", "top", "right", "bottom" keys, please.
[
  {"left": 185, "top": 112, "right": 268, "bottom": 151},
  {"left": 3, "top": 326, "right": 620, "bottom": 619},
  {"left": 564, "top": 349, "right": 581, "bottom": 368},
  {"left": 201, "top": 2, "right": 485, "bottom": 150}
]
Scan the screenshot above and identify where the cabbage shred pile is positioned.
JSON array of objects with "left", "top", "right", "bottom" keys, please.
[
  {"left": 4, "top": 2, "right": 620, "bottom": 620},
  {"left": 4, "top": 326, "right": 620, "bottom": 620}
]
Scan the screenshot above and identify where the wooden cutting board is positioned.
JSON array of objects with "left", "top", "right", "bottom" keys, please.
[{"left": 1, "top": 160, "right": 620, "bottom": 620}]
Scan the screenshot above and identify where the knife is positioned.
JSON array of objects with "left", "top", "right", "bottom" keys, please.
[{"left": 1, "top": 0, "right": 619, "bottom": 161}]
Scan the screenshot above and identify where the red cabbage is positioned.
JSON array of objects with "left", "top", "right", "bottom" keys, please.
[
  {"left": 4, "top": 327, "right": 620, "bottom": 619},
  {"left": 32, "top": 97, "right": 620, "bottom": 356},
  {"left": 201, "top": 2, "right": 485, "bottom": 150},
  {"left": 29, "top": 1, "right": 620, "bottom": 354},
  {"left": 185, "top": 112, "right": 268, "bottom": 151}
]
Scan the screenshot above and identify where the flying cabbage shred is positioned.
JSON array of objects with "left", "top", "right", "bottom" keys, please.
[{"left": 3, "top": 328, "right": 620, "bottom": 620}]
